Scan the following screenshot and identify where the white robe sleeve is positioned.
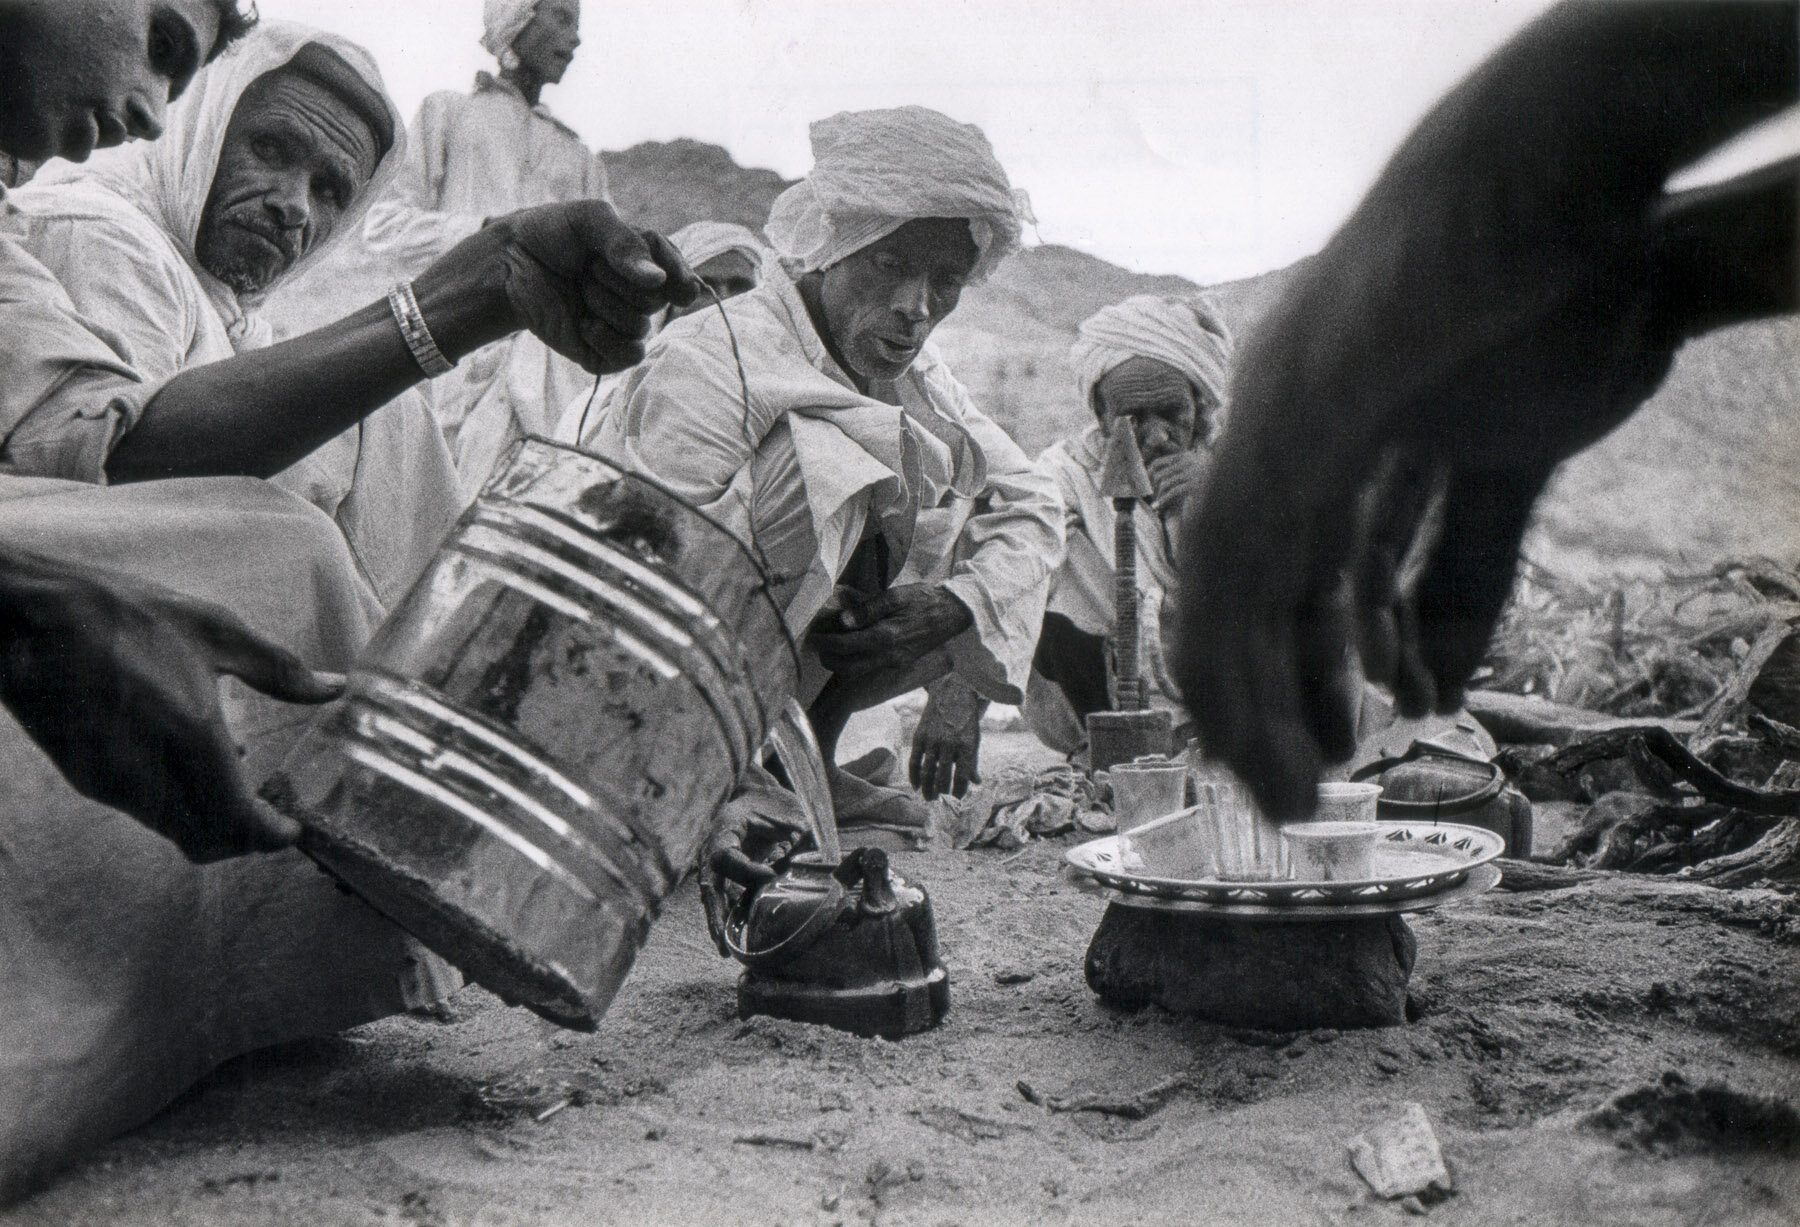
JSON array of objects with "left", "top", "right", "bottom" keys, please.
[
  {"left": 0, "top": 226, "right": 171, "bottom": 483},
  {"left": 905, "top": 376, "right": 1065, "bottom": 705},
  {"left": 362, "top": 93, "right": 483, "bottom": 275}
]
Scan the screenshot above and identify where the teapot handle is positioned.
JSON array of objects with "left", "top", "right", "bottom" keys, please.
[
  {"left": 1349, "top": 740, "right": 1505, "bottom": 815},
  {"left": 722, "top": 873, "right": 847, "bottom": 972}
]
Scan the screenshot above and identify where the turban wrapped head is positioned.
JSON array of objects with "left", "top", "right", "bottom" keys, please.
[
  {"left": 482, "top": 0, "right": 542, "bottom": 71},
  {"left": 29, "top": 21, "right": 405, "bottom": 347},
  {"left": 1069, "top": 294, "right": 1235, "bottom": 421},
  {"left": 763, "top": 105, "right": 1033, "bottom": 284},
  {"left": 669, "top": 221, "right": 768, "bottom": 276}
]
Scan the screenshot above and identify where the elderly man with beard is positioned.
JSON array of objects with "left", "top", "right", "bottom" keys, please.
[
  {"left": 0, "top": 20, "right": 696, "bottom": 1202},
  {"left": 3, "top": 26, "right": 458, "bottom": 602},
  {"left": 913, "top": 295, "right": 1232, "bottom": 788},
  {"left": 587, "top": 105, "right": 1063, "bottom": 841},
  {"left": 2, "top": 19, "right": 691, "bottom": 601}
]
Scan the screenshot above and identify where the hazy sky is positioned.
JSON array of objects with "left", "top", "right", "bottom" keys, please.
[{"left": 269, "top": 0, "right": 1568, "bottom": 283}]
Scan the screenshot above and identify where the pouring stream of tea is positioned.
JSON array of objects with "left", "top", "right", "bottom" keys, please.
[{"left": 769, "top": 698, "right": 842, "bottom": 863}]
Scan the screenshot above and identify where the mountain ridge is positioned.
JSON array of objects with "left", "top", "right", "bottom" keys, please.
[{"left": 604, "top": 137, "right": 1798, "bottom": 579}]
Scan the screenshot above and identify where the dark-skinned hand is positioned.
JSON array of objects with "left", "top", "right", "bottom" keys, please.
[
  {"left": 808, "top": 583, "right": 973, "bottom": 681},
  {"left": 1173, "top": 0, "right": 1798, "bottom": 821},
  {"left": 0, "top": 549, "right": 344, "bottom": 862},
  {"left": 910, "top": 673, "right": 988, "bottom": 800},
  {"left": 699, "top": 792, "right": 808, "bottom": 955},
  {"left": 1147, "top": 451, "right": 1208, "bottom": 516},
  {"left": 440, "top": 199, "right": 702, "bottom": 376}
]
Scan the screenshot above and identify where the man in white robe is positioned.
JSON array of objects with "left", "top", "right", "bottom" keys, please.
[
  {"left": 0, "top": 20, "right": 698, "bottom": 1200},
  {"left": 1018, "top": 294, "right": 1232, "bottom": 756},
  {"left": 2, "top": 24, "right": 460, "bottom": 606},
  {"left": 347, "top": 0, "right": 606, "bottom": 494},
  {"left": 661, "top": 220, "right": 766, "bottom": 320},
  {"left": 555, "top": 219, "right": 767, "bottom": 457},
  {"left": 584, "top": 106, "right": 1063, "bottom": 830}
]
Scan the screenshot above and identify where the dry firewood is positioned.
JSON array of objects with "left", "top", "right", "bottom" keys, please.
[
  {"left": 1553, "top": 791, "right": 1660, "bottom": 863},
  {"left": 1544, "top": 728, "right": 1659, "bottom": 773},
  {"left": 1749, "top": 713, "right": 1800, "bottom": 758},
  {"left": 1046, "top": 1075, "right": 1191, "bottom": 1120},
  {"left": 1465, "top": 691, "right": 1699, "bottom": 747},
  {"left": 1625, "top": 736, "right": 1685, "bottom": 799},
  {"left": 1639, "top": 727, "right": 1800, "bottom": 817},
  {"left": 1695, "top": 619, "right": 1794, "bottom": 742},
  {"left": 1510, "top": 731, "right": 1681, "bottom": 805},
  {"left": 1496, "top": 858, "right": 1612, "bottom": 892},
  {"left": 1681, "top": 810, "right": 1776, "bottom": 864},
  {"left": 1678, "top": 819, "right": 1800, "bottom": 888},
  {"left": 1587, "top": 798, "right": 1734, "bottom": 871}
]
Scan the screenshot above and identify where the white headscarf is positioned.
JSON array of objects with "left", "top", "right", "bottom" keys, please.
[
  {"left": 1069, "top": 294, "right": 1235, "bottom": 416},
  {"left": 31, "top": 21, "right": 404, "bottom": 350},
  {"left": 670, "top": 221, "right": 766, "bottom": 275},
  {"left": 482, "top": 0, "right": 542, "bottom": 71},
  {"left": 763, "top": 106, "right": 1032, "bottom": 284}
]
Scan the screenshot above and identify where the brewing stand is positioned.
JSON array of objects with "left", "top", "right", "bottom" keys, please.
[{"left": 1065, "top": 822, "right": 1503, "bottom": 1030}]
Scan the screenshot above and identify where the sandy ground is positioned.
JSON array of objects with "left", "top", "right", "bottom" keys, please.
[{"left": 6, "top": 731, "right": 1799, "bottom": 1227}]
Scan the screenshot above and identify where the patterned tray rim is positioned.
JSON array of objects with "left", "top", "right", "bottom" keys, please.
[
  {"left": 1074, "top": 862, "right": 1503, "bottom": 920},
  {"left": 1064, "top": 819, "right": 1505, "bottom": 905}
]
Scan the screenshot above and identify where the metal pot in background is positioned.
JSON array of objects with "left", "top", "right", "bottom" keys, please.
[{"left": 1351, "top": 741, "right": 1534, "bottom": 856}]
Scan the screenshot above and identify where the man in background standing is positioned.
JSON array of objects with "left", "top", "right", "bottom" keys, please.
[{"left": 273, "top": 0, "right": 606, "bottom": 495}]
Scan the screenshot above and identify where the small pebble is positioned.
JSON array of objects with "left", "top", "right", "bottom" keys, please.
[{"left": 995, "top": 968, "right": 1036, "bottom": 985}]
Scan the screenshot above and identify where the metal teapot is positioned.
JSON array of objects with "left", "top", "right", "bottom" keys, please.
[{"left": 719, "top": 846, "right": 949, "bottom": 1039}]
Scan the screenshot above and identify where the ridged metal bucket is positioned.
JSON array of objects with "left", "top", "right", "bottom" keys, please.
[{"left": 264, "top": 437, "right": 797, "bottom": 1029}]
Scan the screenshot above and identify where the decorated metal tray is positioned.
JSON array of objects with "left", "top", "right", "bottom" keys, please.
[{"left": 1064, "top": 820, "right": 1504, "bottom": 911}]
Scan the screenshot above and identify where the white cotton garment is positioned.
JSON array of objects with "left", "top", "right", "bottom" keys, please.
[
  {"left": 347, "top": 71, "right": 610, "bottom": 504},
  {"left": 1027, "top": 423, "right": 1188, "bottom": 745},
  {"left": 1068, "top": 293, "right": 1235, "bottom": 417},
  {"left": 670, "top": 220, "right": 768, "bottom": 274},
  {"left": 2, "top": 22, "right": 459, "bottom": 607},
  {"left": 581, "top": 265, "right": 1065, "bottom": 708},
  {"left": 762, "top": 105, "right": 1033, "bottom": 282},
  {"left": 481, "top": 0, "right": 542, "bottom": 65}
]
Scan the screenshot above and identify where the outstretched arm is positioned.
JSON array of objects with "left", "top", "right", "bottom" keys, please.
[
  {"left": 1174, "top": 0, "right": 1799, "bottom": 819},
  {"left": 106, "top": 200, "right": 699, "bottom": 482},
  {"left": 0, "top": 545, "right": 343, "bottom": 862}
]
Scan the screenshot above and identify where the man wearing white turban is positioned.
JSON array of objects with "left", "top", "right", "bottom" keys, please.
[
  {"left": 1002, "top": 294, "right": 1234, "bottom": 760},
  {"left": 0, "top": 20, "right": 697, "bottom": 1198},
  {"left": 664, "top": 220, "right": 765, "bottom": 319},
  {"left": 587, "top": 106, "right": 1062, "bottom": 833},
  {"left": 337, "top": 0, "right": 605, "bottom": 502}
]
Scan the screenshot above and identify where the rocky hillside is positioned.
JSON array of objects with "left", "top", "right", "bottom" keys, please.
[
  {"left": 610, "top": 139, "right": 1800, "bottom": 580},
  {"left": 285, "top": 137, "right": 1798, "bottom": 582},
  {"left": 606, "top": 139, "right": 793, "bottom": 236},
  {"left": 606, "top": 139, "right": 1272, "bottom": 457}
]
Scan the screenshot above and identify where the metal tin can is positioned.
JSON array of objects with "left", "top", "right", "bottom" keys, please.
[{"left": 264, "top": 438, "right": 797, "bottom": 1029}]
